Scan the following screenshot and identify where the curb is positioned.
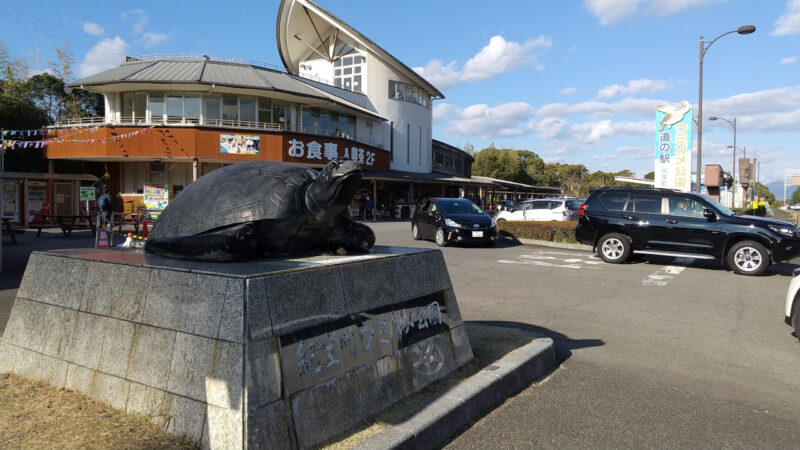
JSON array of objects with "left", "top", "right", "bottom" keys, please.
[
  {"left": 516, "top": 239, "right": 593, "bottom": 252},
  {"left": 355, "top": 337, "right": 555, "bottom": 449}
]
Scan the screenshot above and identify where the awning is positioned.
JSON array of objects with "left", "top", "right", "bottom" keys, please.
[
  {"left": 1, "top": 171, "right": 99, "bottom": 182},
  {"left": 362, "top": 170, "right": 494, "bottom": 186}
]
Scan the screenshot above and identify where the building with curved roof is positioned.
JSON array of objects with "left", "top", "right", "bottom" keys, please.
[{"left": 37, "top": 0, "right": 544, "bottom": 219}]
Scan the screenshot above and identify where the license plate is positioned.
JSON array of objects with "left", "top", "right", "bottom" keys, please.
[{"left": 472, "top": 231, "right": 483, "bottom": 237}]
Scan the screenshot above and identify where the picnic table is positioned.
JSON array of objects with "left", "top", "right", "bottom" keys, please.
[
  {"left": 2, "top": 218, "right": 24, "bottom": 244},
  {"left": 31, "top": 214, "right": 95, "bottom": 237}
]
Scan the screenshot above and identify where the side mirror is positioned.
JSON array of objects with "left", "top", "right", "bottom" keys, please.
[{"left": 703, "top": 208, "right": 716, "bottom": 221}]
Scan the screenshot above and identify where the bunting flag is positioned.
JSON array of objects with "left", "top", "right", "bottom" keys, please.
[
  {"left": 2, "top": 141, "right": 45, "bottom": 149},
  {"left": 1, "top": 129, "right": 45, "bottom": 137}
]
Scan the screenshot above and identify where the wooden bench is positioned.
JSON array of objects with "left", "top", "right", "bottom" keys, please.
[{"left": 30, "top": 214, "right": 95, "bottom": 237}]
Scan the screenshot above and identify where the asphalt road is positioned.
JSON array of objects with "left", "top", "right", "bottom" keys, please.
[{"left": 371, "top": 220, "right": 800, "bottom": 448}]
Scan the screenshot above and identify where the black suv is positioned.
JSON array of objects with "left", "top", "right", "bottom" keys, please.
[{"left": 575, "top": 187, "right": 800, "bottom": 275}]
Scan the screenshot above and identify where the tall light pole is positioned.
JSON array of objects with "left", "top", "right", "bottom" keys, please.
[
  {"left": 709, "top": 116, "right": 736, "bottom": 206},
  {"left": 727, "top": 145, "right": 746, "bottom": 203},
  {"left": 696, "top": 25, "right": 756, "bottom": 194}
]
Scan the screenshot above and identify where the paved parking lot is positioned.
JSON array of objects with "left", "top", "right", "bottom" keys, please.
[{"left": 371, "top": 220, "right": 800, "bottom": 447}]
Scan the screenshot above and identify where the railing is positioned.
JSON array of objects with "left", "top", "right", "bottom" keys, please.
[{"left": 48, "top": 117, "right": 384, "bottom": 149}]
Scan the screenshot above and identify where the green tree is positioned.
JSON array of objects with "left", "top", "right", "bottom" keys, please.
[
  {"left": 472, "top": 146, "right": 535, "bottom": 184},
  {"left": 790, "top": 188, "right": 800, "bottom": 205},
  {"left": 751, "top": 182, "right": 775, "bottom": 203},
  {"left": 644, "top": 171, "right": 654, "bottom": 180}
]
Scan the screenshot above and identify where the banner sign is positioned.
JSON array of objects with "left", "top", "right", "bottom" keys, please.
[
  {"left": 286, "top": 137, "right": 376, "bottom": 167},
  {"left": 220, "top": 133, "right": 260, "bottom": 155},
  {"left": 654, "top": 101, "right": 693, "bottom": 191},
  {"left": 79, "top": 186, "right": 96, "bottom": 201}
]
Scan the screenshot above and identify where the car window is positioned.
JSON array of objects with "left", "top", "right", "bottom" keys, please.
[
  {"left": 531, "top": 201, "right": 549, "bottom": 210},
  {"left": 668, "top": 197, "right": 704, "bottom": 217},
  {"left": 439, "top": 199, "right": 483, "bottom": 214},
  {"left": 565, "top": 200, "right": 580, "bottom": 210},
  {"left": 429, "top": 202, "right": 438, "bottom": 214},
  {"left": 598, "top": 192, "right": 630, "bottom": 211},
  {"left": 419, "top": 200, "right": 431, "bottom": 213},
  {"left": 632, "top": 195, "right": 662, "bottom": 214}
]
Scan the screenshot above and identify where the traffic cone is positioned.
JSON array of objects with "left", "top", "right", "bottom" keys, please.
[
  {"left": 97, "top": 229, "right": 109, "bottom": 248},
  {"left": 141, "top": 220, "right": 149, "bottom": 238},
  {"left": 119, "top": 233, "right": 133, "bottom": 248}
]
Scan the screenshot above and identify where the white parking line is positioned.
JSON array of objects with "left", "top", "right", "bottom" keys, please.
[
  {"left": 641, "top": 258, "right": 693, "bottom": 286},
  {"left": 499, "top": 251, "right": 602, "bottom": 270}
]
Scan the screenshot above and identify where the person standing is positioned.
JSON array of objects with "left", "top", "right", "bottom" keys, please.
[{"left": 365, "top": 196, "right": 374, "bottom": 221}]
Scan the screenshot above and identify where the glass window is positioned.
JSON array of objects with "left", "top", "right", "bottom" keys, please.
[
  {"left": 240, "top": 97, "right": 256, "bottom": 123},
  {"left": 335, "top": 69, "right": 341, "bottom": 76},
  {"left": 149, "top": 92, "right": 164, "bottom": 119},
  {"left": 166, "top": 93, "right": 183, "bottom": 118},
  {"left": 184, "top": 94, "right": 201, "bottom": 119},
  {"left": 343, "top": 67, "right": 352, "bottom": 75},
  {"left": 122, "top": 92, "right": 134, "bottom": 120},
  {"left": 669, "top": 197, "right": 704, "bottom": 217},
  {"left": 204, "top": 95, "right": 220, "bottom": 122},
  {"left": 222, "top": 94, "right": 238, "bottom": 121},
  {"left": 134, "top": 92, "right": 147, "bottom": 122},
  {"left": 258, "top": 98, "right": 271, "bottom": 123},
  {"left": 354, "top": 66, "right": 361, "bottom": 74},
  {"left": 598, "top": 192, "right": 630, "bottom": 211},
  {"left": 633, "top": 195, "right": 662, "bottom": 213},
  {"left": 531, "top": 201, "right": 549, "bottom": 210},
  {"left": 334, "top": 59, "right": 342, "bottom": 67},
  {"left": 343, "top": 56, "right": 352, "bottom": 65}
]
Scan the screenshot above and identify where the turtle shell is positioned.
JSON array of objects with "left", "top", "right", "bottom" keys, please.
[{"left": 148, "top": 161, "right": 319, "bottom": 240}]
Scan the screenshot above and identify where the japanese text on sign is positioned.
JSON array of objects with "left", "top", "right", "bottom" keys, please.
[{"left": 288, "top": 138, "right": 376, "bottom": 167}]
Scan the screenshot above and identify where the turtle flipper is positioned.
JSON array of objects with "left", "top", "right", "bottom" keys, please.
[
  {"left": 328, "top": 216, "right": 375, "bottom": 253},
  {"left": 145, "top": 222, "right": 259, "bottom": 262}
]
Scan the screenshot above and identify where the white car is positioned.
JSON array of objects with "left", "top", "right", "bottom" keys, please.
[
  {"left": 786, "top": 268, "right": 800, "bottom": 341},
  {"left": 495, "top": 198, "right": 572, "bottom": 222}
]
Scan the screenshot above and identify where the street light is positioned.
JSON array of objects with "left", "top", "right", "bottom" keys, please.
[
  {"left": 709, "top": 116, "right": 736, "bottom": 206},
  {"left": 696, "top": 24, "right": 756, "bottom": 194},
  {"left": 727, "top": 145, "right": 747, "bottom": 202}
]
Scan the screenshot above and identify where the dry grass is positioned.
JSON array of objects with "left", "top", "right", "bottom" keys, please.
[{"left": 0, "top": 373, "right": 198, "bottom": 449}]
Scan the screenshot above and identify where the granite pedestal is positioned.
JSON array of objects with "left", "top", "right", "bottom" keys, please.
[{"left": 0, "top": 245, "right": 472, "bottom": 449}]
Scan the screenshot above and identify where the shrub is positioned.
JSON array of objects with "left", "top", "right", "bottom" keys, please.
[{"left": 497, "top": 221, "right": 578, "bottom": 243}]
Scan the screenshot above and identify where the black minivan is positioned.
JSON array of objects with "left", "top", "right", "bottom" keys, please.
[
  {"left": 575, "top": 187, "right": 800, "bottom": 275},
  {"left": 411, "top": 197, "right": 498, "bottom": 247}
]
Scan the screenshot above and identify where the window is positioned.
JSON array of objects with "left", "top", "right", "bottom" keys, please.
[
  {"left": 669, "top": 197, "right": 704, "bottom": 217},
  {"left": 239, "top": 97, "right": 256, "bottom": 123},
  {"left": 222, "top": 95, "right": 238, "bottom": 121},
  {"left": 333, "top": 51, "right": 365, "bottom": 93},
  {"left": 184, "top": 94, "right": 201, "bottom": 120},
  {"left": 388, "top": 80, "right": 430, "bottom": 107},
  {"left": 166, "top": 93, "right": 183, "bottom": 119},
  {"left": 531, "top": 201, "right": 549, "bottom": 210},
  {"left": 134, "top": 92, "right": 146, "bottom": 122},
  {"left": 633, "top": 195, "right": 662, "bottom": 214},
  {"left": 149, "top": 92, "right": 164, "bottom": 121},
  {"left": 204, "top": 95, "right": 221, "bottom": 122},
  {"left": 258, "top": 98, "right": 271, "bottom": 124},
  {"left": 122, "top": 92, "right": 134, "bottom": 121},
  {"left": 599, "top": 192, "right": 630, "bottom": 211}
]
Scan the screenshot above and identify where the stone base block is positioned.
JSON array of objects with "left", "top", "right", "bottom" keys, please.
[{"left": 0, "top": 245, "right": 472, "bottom": 449}]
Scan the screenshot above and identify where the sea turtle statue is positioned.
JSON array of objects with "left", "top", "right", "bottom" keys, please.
[{"left": 144, "top": 158, "right": 375, "bottom": 262}]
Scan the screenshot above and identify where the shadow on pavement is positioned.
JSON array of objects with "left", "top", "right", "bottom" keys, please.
[{"left": 470, "top": 320, "right": 604, "bottom": 363}]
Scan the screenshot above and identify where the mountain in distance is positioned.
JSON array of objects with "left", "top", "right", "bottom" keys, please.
[{"left": 765, "top": 180, "right": 797, "bottom": 201}]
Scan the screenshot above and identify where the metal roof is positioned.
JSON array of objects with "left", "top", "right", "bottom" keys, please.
[{"left": 70, "top": 58, "right": 383, "bottom": 120}]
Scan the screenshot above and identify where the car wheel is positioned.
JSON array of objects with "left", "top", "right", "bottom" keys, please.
[
  {"left": 597, "top": 232, "right": 631, "bottom": 264},
  {"left": 792, "top": 295, "right": 800, "bottom": 342},
  {"left": 411, "top": 223, "right": 422, "bottom": 240},
  {"left": 727, "top": 240, "right": 769, "bottom": 275},
  {"left": 435, "top": 228, "right": 448, "bottom": 247}
]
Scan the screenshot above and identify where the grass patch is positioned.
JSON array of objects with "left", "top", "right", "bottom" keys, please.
[{"left": 0, "top": 373, "right": 198, "bottom": 449}]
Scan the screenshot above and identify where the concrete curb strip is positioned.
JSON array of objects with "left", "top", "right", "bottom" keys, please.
[
  {"left": 517, "top": 238, "right": 593, "bottom": 252},
  {"left": 355, "top": 337, "right": 555, "bottom": 449}
]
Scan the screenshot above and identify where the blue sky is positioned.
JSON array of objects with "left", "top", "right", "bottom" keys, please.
[{"left": 1, "top": 0, "right": 799, "bottom": 193}]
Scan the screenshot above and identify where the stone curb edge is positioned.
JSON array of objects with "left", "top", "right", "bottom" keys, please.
[
  {"left": 355, "top": 336, "right": 555, "bottom": 449},
  {"left": 516, "top": 238, "right": 593, "bottom": 252}
]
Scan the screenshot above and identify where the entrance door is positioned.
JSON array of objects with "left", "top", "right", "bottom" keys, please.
[{"left": 53, "top": 182, "right": 74, "bottom": 216}]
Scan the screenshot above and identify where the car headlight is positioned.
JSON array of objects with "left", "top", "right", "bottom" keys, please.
[
  {"left": 768, "top": 224, "right": 796, "bottom": 237},
  {"left": 444, "top": 218, "right": 460, "bottom": 228}
]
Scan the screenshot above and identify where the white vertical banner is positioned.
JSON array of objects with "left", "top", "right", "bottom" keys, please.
[{"left": 654, "top": 101, "right": 693, "bottom": 192}]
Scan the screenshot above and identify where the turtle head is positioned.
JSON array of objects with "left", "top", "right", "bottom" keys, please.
[{"left": 305, "top": 158, "right": 362, "bottom": 222}]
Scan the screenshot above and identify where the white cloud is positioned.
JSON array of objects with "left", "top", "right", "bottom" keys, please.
[
  {"left": 570, "top": 119, "right": 651, "bottom": 143},
  {"left": 536, "top": 96, "right": 663, "bottom": 118},
  {"left": 704, "top": 86, "right": 800, "bottom": 116},
  {"left": 564, "top": 45, "right": 577, "bottom": 62},
  {"left": 435, "top": 102, "right": 535, "bottom": 139},
  {"left": 597, "top": 78, "right": 670, "bottom": 99},
  {"left": 772, "top": 0, "right": 800, "bottom": 36},
  {"left": 123, "top": 9, "right": 147, "bottom": 34},
  {"left": 591, "top": 146, "right": 651, "bottom": 161},
  {"left": 780, "top": 56, "right": 797, "bottom": 64},
  {"left": 560, "top": 87, "right": 579, "bottom": 95},
  {"left": 142, "top": 32, "right": 169, "bottom": 47},
  {"left": 78, "top": 36, "right": 128, "bottom": 77},
  {"left": 414, "top": 35, "right": 552, "bottom": 89},
  {"left": 583, "top": 0, "right": 720, "bottom": 25},
  {"left": 83, "top": 22, "right": 104, "bottom": 37}
]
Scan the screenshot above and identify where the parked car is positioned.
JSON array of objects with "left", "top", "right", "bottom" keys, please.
[
  {"left": 575, "top": 186, "right": 800, "bottom": 275},
  {"left": 786, "top": 268, "right": 800, "bottom": 341},
  {"left": 496, "top": 200, "right": 514, "bottom": 212},
  {"left": 411, "top": 197, "right": 498, "bottom": 247},
  {"left": 564, "top": 197, "right": 587, "bottom": 221},
  {"left": 495, "top": 198, "right": 572, "bottom": 222}
]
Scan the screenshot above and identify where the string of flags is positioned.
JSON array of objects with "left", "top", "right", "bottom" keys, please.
[{"left": 1, "top": 126, "right": 156, "bottom": 149}]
